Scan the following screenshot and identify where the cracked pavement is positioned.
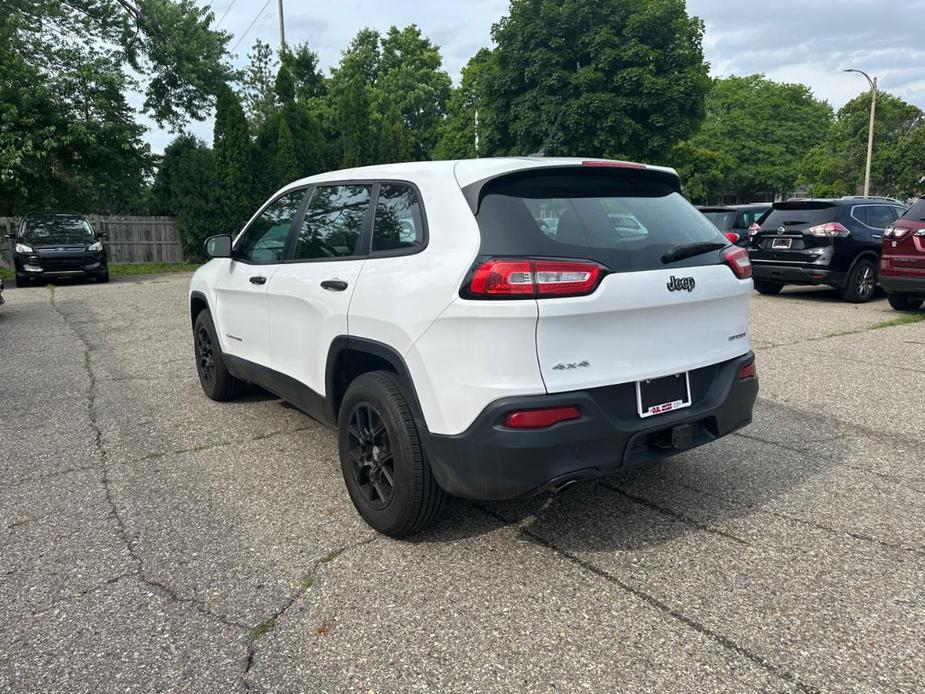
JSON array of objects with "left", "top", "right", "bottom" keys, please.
[{"left": 1, "top": 276, "right": 923, "bottom": 693}]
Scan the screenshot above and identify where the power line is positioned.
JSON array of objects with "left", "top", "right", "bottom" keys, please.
[
  {"left": 216, "top": 0, "right": 239, "bottom": 28},
  {"left": 229, "top": 0, "right": 271, "bottom": 53}
]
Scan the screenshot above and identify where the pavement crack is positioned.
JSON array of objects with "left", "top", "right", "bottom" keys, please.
[
  {"left": 241, "top": 536, "right": 378, "bottom": 690},
  {"left": 21, "top": 571, "right": 138, "bottom": 621},
  {"left": 473, "top": 504, "right": 820, "bottom": 694},
  {"left": 599, "top": 482, "right": 751, "bottom": 546}
]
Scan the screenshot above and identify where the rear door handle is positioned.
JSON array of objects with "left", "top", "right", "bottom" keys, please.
[
  {"left": 872, "top": 234, "right": 883, "bottom": 240},
  {"left": 321, "top": 279, "right": 349, "bottom": 292},
  {"left": 249, "top": 275, "right": 267, "bottom": 285}
]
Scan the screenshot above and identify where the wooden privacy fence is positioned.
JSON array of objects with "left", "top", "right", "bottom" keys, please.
[{"left": 0, "top": 215, "right": 183, "bottom": 266}]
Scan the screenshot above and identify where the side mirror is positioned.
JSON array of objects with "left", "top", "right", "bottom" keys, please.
[
  {"left": 4, "top": 233, "right": 14, "bottom": 240},
  {"left": 204, "top": 234, "right": 232, "bottom": 259},
  {"left": 97, "top": 231, "right": 109, "bottom": 239},
  {"left": 724, "top": 232, "right": 740, "bottom": 244}
]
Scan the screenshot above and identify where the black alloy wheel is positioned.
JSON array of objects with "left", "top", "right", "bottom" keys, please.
[
  {"left": 196, "top": 325, "right": 216, "bottom": 386},
  {"left": 346, "top": 403, "right": 396, "bottom": 510}
]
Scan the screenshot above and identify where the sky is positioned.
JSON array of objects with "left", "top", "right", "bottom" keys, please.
[{"left": 138, "top": 0, "right": 925, "bottom": 153}]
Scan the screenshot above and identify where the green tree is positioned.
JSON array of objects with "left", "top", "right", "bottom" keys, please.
[
  {"left": 282, "top": 42, "right": 327, "bottom": 101},
  {"left": 801, "top": 91, "right": 924, "bottom": 198},
  {"left": 377, "top": 25, "right": 452, "bottom": 159},
  {"left": 484, "top": 0, "right": 710, "bottom": 159},
  {"left": 433, "top": 48, "right": 498, "bottom": 159},
  {"left": 241, "top": 40, "right": 279, "bottom": 130},
  {"left": 272, "top": 117, "right": 299, "bottom": 187},
  {"left": 213, "top": 84, "right": 255, "bottom": 233},
  {"left": 377, "top": 101, "right": 411, "bottom": 163},
  {"left": 336, "top": 76, "right": 375, "bottom": 168},
  {"left": 673, "top": 75, "right": 833, "bottom": 203},
  {"left": 275, "top": 64, "right": 296, "bottom": 105}
]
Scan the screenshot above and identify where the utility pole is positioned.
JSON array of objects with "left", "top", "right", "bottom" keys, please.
[
  {"left": 277, "top": 0, "right": 286, "bottom": 52},
  {"left": 843, "top": 69, "right": 877, "bottom": 197},
  {"left": 474, "top": 105, "right": 480, "bottom": 158}
]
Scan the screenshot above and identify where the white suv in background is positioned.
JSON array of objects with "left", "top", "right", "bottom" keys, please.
[{"left": 189, "top": 158, "right": 758, "bottom": 537}]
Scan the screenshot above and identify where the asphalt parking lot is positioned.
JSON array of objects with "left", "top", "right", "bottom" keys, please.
[{"left": 1, "top": 274, "right": 923, "bottom": 693}]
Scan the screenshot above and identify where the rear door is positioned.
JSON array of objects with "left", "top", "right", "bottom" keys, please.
[
  {"left": 749, "top": 201, "right": 839, "bottom": 264},
  {"left": 267, "top": 183, "right": 371, "bottom": 394},
  {"left": 213, "top": 189, "right": 306, "bottom": 366},
  {"left": 472, "top": 168, "right": 752, "bottom": 393}
]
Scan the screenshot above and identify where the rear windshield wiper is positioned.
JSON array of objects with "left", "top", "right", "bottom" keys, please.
[{"left": 661, "top": 241, "right": 727, "bottom": 265}]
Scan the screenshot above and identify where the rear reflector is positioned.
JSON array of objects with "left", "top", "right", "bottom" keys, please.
[
  {"left": 722, "top": 246, "right": 752, "bottom": 279},
  {"left": 739, "top": 361, "right": 757, "bottom": 380},
  {"left": 503, "top": 406, "right": 581, "bottom": 429},
  {"left": 581, "top": 160, "right": 647, "bottom": 169},
  {"left": 466, "top": 258, "right": 604, "bottom": 298}
]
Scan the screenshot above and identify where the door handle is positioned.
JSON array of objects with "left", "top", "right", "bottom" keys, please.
[
  {"left": 249, "top": 275, "right": 267, "bottom": 285},
  {"left": 872, "top": 234, "right": 882, "bottom": 240},
  {"left": 321, "top": 279, "right": 349, "bottom": 292}
]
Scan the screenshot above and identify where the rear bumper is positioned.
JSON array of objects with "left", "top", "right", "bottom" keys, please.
[
  {"left": 751, "top": 262, "right": 845, "bottom": 287},
  {"left": 879, "top": 274, "right": 925, "bottom": 294},
  {"left": 423, "top": 352, "right": 758, "bottom": 500}
]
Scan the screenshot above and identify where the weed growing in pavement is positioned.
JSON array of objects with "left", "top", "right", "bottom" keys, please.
[{"left": 247, "top": 617, "right": 277, "bottom": 643}]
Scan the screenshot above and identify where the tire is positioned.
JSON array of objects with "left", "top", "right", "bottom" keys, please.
[
  {"left": 753, "top": 279, "right": 784, "bottom": 295},
  {"left": 97, "top": 270, "right": 110, "bottom": 283},
  {"left": 193, "top": 309, "right": 246, "bottom": 401},
  {"left": 886, "top": 292, "right": 924, "bottom": 312},
  {"left": 15, "top": 274, "right": 30, "bottom": 288},
  {"left": 840, "top": 258, "right": 877, "bottom": 303},
  {"left": 338, "top": 371, "right": 446, "bottom": 538}
]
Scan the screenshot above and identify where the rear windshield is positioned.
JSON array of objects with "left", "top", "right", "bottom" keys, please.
[
  {"left": 21, "top": 215, "right": 94, "bottom": 244},
  {"left": 900, "top": 198, "right": 925, "bottom": 221},
  {"left": 701, "top": 211, "right": 736, "bottom": 230},
  {"left": 760, "top": 202, "right": 837, "bottom": 230},
  {"left": 473, "top": 170, "right": 726, "bottom": 272}
]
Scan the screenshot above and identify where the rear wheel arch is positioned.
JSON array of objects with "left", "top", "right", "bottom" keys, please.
[
  {"left": 325, "top": 337, "right": 427, "bottom": 431},
  {"left": 847, "top": 250, "right": 881, "bottom": 276}
]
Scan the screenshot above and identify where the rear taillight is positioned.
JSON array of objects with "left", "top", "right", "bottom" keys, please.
[
  {"left": 748, "top": 223, "right": 762, "bottom": 237},
  {"left": 807, "top": 222, "right": 850, "bottom": 237},
  {"left": 724, "top": 232, "right": 740, "bottom": 244},
  {"left": 503, "top": 406, "right": 581, "bottom": 429},
  {"left": 739, "top": 361, "right": 757, "bottom": 380},
  {"left": 465, "top": 258, "right": 605, "bottom": 298},
  {"left": 885, "top": 225, "right": 911, "bottom": 239},
  {"left": 723, "top": 246, "right": 752, "bottom": 279}
]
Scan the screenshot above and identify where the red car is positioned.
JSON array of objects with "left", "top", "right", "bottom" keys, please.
[{"left": 881, "top": 197, "right": 925, "bottom": 311}]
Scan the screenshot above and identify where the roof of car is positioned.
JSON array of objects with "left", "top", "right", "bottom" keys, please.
[
  {"left": 780, "top": 196, "right": 904, "bottom": 206},
  {"left": 278, "top": 157, "right": 679, "bottom": 194}
]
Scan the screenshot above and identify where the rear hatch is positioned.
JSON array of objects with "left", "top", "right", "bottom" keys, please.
[
  {"left": 749, "top": 201, "right": 839, "bottom": 264},
  {"left": 469, "top": 166, "right": 752, "bottom": 393},
  {"left": 883, "top": 198, "right": 925, "bottom": 278}
]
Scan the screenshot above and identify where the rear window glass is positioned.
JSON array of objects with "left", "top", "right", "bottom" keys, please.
[
  {"left": 901, "top": 198, "right": 925, "bottom": 221},
  {"left": 760, "top": 203, "right": 837, "bottom": 230},
  {"left": 21, "top": 215, "right": 94, "bottom": 244},
  {"left": 702, "top": 211, "right": 736, "bottom": 230},
  {"left": 473, "top": 170, "right": 725, "bottom": 273}
]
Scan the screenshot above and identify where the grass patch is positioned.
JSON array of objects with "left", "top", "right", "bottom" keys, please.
[
  {"left": 0, "top": 267, "right": 12, "bottom": 281},
  {"left": 110, "top": 262, "right": 201, "bottom": 276},
  {"left": 870, "top": 312, "right": 925, "bottom": 329},
  {"left": 247, "top": 617, "right": 277, "bottom": 643}
]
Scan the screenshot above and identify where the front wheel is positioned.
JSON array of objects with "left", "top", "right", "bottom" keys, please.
[
  {"left": 15, "top": 274, "right": 31, "bottom": 288},
  {"left": 840, "top": 259, "right": 877, "bottom": 303},
  {"left": 193, "top": 309, "right": 246, "bottom": 401},
  {"left": 338, "top": 371, "right": 446, "bottom": 537},
  {"left": 96, "top": 269, "right": 110, "bottom": 283},
  {"left": 753, "top": 280, "right": 784, "bottom": 295},
  {"left": 886, "top": 292, "right": 924, "bottom": 312}
]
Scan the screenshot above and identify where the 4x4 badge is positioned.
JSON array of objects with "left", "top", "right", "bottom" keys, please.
[{"left": 666, "top": 276, "right": 695, "bottom": 292}]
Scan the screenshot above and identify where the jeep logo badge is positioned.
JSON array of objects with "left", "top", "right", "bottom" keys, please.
[{"left": 666, "top": 275, "right": 695, "bottom": 292}]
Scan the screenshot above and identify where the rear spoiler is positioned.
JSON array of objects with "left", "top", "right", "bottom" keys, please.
[{"left": 460, "top": 162, "right": 682, "bottom": 215}]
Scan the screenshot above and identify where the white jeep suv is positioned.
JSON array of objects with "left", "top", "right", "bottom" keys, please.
[{"left": 189, "top": 158, "right": 758, "bottom": 537}]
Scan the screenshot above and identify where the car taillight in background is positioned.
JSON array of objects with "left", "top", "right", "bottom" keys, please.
[
  {"left": 466, "top": 258, "right": 605, "bottom": 298},
  {"left": 884, "top": 225, "right": 911, "bottom": 239},
  {"left": 724, "top": 232, "right": 740, "bottom": 244},
  {"left": 722, "top": 246, "right": 752, "bottom": 279},
  {"left": 807, "top": 222, "right": 850, "bottom": 238}
]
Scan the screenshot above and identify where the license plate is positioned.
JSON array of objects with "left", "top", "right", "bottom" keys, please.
[
  {"left": 771, "top": 237, "right": 792, "bottom": 249},
  {"left": 636, "top": 373, "right": 692, "bottom": 418}
]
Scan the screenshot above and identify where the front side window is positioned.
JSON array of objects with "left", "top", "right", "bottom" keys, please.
[
  {"left": 372, "top": 184, "right": 425, "bottom": 252},
  {"left": 293, "top": 185, "right": 371, "bottom": 260},
  {"left": 235, "top": 190, "right": 305, "bottom": 264}
]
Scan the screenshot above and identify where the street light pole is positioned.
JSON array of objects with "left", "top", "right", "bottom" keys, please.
[
  {"left": 277, "top": 0, "right": 286, "bottom": 52},
  {"left": 843, "top": 68, "right": 877, "bottom": 197}
]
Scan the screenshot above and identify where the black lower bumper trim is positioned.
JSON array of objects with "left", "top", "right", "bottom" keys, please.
[
  {"left": 752, "top": 263, "right": 845, "bottom": 287},
  {"left": 880, "top": 275, "right": 925, "bottom": 294},
  {"left": 423, "top": 352, "right": 758, "bottom": 500}
]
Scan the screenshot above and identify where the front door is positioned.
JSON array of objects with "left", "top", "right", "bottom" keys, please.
[
  {"left": 213, "top": 189, "right": 306, "bottom": 366},
  {"left": 268, "top": 183, "right": 373, "bottom": 395}
]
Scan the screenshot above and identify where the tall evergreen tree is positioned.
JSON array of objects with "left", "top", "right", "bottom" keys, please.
[
  {"left": 337, "top": 77, "right": 374, "bottom": 168},
  {"left": 272, "top": 116, "right": 299, "bottom": 188},
  {"left": 377, "top": 101, "right": 411, "bottom": 163},
  {"left": 213, "top": 83, "right": 254, "bottom": 232}
]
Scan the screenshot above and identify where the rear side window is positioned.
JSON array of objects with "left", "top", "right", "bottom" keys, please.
[
  {"left": 293, "top": 185, "right": 371, "bottom": 260},
  {"left": 900, "top": 199, "right": 925, "bottom": 221},
  {"left": 760, "top": 203, "right": 837, "bottom": 230},
  {"left": 473, "top": 170, "right": 725, "bottom": 273},
  {"left": 372, "top": 184, "right": 425, "bottom": 253}
]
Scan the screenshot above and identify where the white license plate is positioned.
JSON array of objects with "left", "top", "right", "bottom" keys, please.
[
  {"left": 636, "top": 373, "right": 692, "bottom": 418},
  {"left": 771, "top": 237, "right": 792, "bottom": 249}
]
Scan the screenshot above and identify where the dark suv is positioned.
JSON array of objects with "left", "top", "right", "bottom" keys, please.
[
  {"left": 5, "top": 212, "right": 109, "bottom": 287},
  {"left": 748, "top": 197, "right": 906, "bottom": 302},
  {"left": 698, "top": 204, "right": 771, "bottom": 246}
]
